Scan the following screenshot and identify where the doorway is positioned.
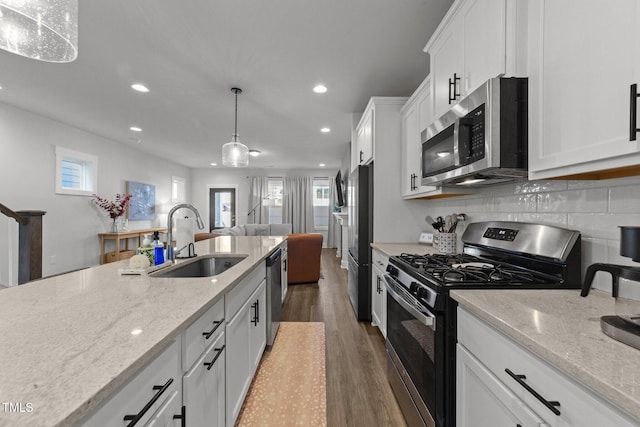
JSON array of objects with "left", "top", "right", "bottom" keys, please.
[{"left": 209, "top": 187, "right": 236, "bottom": 230}]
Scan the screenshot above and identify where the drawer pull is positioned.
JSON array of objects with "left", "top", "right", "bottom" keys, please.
[
  {"left": 204, "top": 345, "right": 226, "bottom": 371},
  {"left": 202, "top": 319, "right": 224, "bottom": 340},
  {"left": 172, "top": 405, "right": 186, "bottom": 427},
  {"left": 123, "top": 378, "right": 173, "bottom": 426},
  {"left": 505, "top": 368, "right": 561, "bottom": 416}
]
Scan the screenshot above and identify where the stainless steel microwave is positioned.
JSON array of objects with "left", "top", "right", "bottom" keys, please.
[{"left": 421, "top": 77, "right": 528, "bottom": 187}]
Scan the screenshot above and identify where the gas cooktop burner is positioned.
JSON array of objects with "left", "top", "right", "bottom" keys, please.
[{"left": 395, "top": 252, "right": 556, "bottom": 287}]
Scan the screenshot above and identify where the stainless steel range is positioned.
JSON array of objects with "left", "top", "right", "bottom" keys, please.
[{"left": 384, "top": 221, "right": 582, "bottom": 427}]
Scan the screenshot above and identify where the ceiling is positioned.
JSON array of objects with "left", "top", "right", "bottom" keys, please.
[{"left": 0, "top": 0, "right": 453, "bottom": 170}]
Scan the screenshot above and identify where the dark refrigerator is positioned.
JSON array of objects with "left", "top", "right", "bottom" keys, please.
[{"left": 347, "top": 163, "right": 373, "bottom": 321}]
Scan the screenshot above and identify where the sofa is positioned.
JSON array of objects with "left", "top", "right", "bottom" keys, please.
[{"left": 213, "top": 223, "right": 292, "bottom": 236}]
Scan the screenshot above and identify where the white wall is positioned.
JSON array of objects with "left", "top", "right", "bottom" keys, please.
[
  {"left": 0, "top": 102, "right": 190, "bottom": 286},
  {"left": 420, "top": 177, "right": 640, "bottom": 293}
]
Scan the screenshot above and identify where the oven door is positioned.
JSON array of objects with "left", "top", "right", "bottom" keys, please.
[{"left": 385, "top": 274, "right": 438, "bottom": 427}]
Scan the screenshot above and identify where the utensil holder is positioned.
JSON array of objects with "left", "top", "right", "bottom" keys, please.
[{"left": 437, "top": 232, "right": 457, "bottom": 254}]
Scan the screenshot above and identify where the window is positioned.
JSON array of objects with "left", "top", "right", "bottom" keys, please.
[
  {"left": 55, "top": 146, "right": 98, "bottom": 196},
  {"left": 313, "top": 177, "right": 330, "bottom": 229},
  {"left": 171, "top": 176, "right": 186, "bottom": 203},
  {"left": 266, "top": 178, "right": 284, "bottom": 224}
]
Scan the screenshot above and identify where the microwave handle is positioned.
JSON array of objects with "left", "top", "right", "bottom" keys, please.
[{"left": 453, "top": 118, "right": 473, "bottom": 165}]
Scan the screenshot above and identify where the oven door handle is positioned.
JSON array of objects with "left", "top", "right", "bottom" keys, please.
[{"left": 384, "top": 275, "right": 436, "bottom": 331}]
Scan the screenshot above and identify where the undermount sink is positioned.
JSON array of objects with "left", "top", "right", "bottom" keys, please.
[{"left": 150, "top": 255, "right": 248, "bottom": 278}]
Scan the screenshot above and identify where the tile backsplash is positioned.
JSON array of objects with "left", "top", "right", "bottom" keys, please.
[{"left": 422, "top": 176, "right": 640, "bottom": 293}]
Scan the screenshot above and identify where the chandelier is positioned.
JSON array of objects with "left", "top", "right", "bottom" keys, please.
[{"left": 0, "top": 0, "right": 78, "bottom": 63}]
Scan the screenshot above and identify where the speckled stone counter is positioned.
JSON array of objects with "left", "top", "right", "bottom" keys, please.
[
  {"left": 451, "top": 288, "right": 640, "bottom": 422},
  {"left": 0, "top": 236, "right": 285, "bottom": 427},
  {"left": 370, "top": 242, "right": 437, "bottom": 257}
]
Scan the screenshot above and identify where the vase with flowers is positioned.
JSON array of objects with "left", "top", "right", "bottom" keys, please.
[{"left": 93, "top": 193, "right": 132, "bottom": 233}]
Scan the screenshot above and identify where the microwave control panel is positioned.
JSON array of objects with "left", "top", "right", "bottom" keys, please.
[{"left": 459, "top": 105, "right": 485, "bottom": 164}]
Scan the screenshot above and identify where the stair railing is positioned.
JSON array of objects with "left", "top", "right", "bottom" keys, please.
[{"left": 0, "top": 203, "right": 46, "bottom": 284}]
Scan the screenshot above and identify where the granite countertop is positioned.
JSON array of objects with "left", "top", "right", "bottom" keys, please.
[
  {"left": 370, "top": 242, "right": 437, "bottom": 257},
  {"left": 451, "top": 288, "right": 640, "bottom": 421},
  {"left": 0, "top": 235, "right": 285, "bottom": 427}
]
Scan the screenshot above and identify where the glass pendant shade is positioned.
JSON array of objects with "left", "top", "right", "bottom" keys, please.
[
  {"left": 222, "top": 135, "right": 249, "bottom": 167},
  {"left": 0, "top": 0, "right": 78, "bottom": 63},
  {"left": 222, "top": 87, "right": 249, "bottom": 167}
]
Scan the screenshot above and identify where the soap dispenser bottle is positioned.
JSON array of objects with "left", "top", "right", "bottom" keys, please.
[{"left": 153, "top": 231, "right": 165, "bottom": 265}]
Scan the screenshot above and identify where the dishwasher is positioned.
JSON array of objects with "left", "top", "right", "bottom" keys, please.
[{"left": 265, "top": 248, "right": 282, "bottom": 346}]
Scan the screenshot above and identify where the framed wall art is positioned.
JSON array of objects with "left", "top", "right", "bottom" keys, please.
[{"left": 126, "top": 181, "right": 156, "bottom": 221}]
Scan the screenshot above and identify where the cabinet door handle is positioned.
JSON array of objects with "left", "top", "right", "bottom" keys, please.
[
  {"left": 284, "top": 259, "right": 287, "bottom": 272},
  {"left": 505, "top": 369, "right": 561, "bottom": 416},
  {"left": 449, "top": 73, "right": 461, "bottom": 103},
  {"left": 123, "top": 378, "right": 173, "bottom": 426},
  {"left": 376, "top": 276, "right": 382, "bottom": 293},
  {"left": 172, "top": 405, "right": 186, "bottom": 427},
  {"left": 251, "top": 302, "right": 258, "bottom": 326},
  {"left": 256, "top": 299, "right": 260, "bottom": 325},
  {"left": 204, "top": 345, "right": 226, "bottom": 371},
  {"left": 202, "top": 319, "right": 224, "bottom": 340},
  {"left": 359, "top": 150, "right": 364, "bottom": 162},
  {"left": 630, "top": 84, "right": 639, "bottom": 141}
]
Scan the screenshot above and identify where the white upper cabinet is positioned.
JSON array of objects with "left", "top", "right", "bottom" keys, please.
[
  {"left": 425, "top": 0, "right": 525, "bottom": 120},
  {"left": 401, "top": 76, "right": 438, "bottom": 198},
  {"left": 355, "top": 107, "right": 374, "bottom": 167},
  {"left": 528, "top": 1, "right": 640, "bottom": 180}
]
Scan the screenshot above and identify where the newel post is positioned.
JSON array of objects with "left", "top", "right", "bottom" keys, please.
[{"left": 16, "top": 211, "right": 46, "bottom": 284}]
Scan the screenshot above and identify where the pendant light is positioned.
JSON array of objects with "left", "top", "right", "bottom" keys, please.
[
  {"left": 0, "top": 0, "right": 78, "bottom": 63},
  {"left": 222, "top": 87, "right": 249, "bottom": 167}
]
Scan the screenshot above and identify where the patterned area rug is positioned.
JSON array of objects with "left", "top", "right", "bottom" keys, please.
[{"left": 236, "top": 322, "right": 327, "bottom": 427}]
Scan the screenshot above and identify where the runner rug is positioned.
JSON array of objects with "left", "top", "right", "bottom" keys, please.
[{"left": 236, "top": 322, "right": 327, "bottom": 427}]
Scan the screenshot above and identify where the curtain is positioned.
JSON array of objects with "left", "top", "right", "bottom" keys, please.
[
  {"left": 282, "top": 176, "right": 314, "bottom": 233},
  {"left": 326, "top": 177, "right": 337, "bottom": 248},
  {"left": 247, "top": 176, "right": 268, "bottom": 224}
]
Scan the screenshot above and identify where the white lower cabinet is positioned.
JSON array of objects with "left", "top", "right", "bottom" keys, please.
[
  {"left": 281, "top": 242, "right": 288, "bottom": 302},
  {"left": 457, "top": 345, "right": 547, "bottom": 427},
  {"left": 457, "top": 307, "right": 640, "bottom": 427},
  {"left": 226, "top": 276, "right": 267, "bottom": 426},
  {"left": 182, "top": 331, "right": 225, "bottom": 427},
  {"left": 371, "top": 249, "right": 388, "bottom": 338},
  {"left": 146, "top": 389, "right": 183, "bottom": 427},
  {"left": 81, "top": 339, "right": 181, "bottom": 427}
]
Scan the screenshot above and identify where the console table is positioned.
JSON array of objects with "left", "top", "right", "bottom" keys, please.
[{"left": 99, "top": 228, "right": 167, "bottom": 264}]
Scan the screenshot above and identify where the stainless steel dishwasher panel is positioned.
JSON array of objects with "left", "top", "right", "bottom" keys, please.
[{"left": 266, "top": 248, "right": 282, "bottom": 346}]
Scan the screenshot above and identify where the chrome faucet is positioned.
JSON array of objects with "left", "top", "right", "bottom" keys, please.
[{"left": 167, "top": 204, "right": 205, "bottom": 262}]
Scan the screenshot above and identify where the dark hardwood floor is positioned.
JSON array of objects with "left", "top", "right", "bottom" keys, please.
[{"left": 282, "top": 248, "right": 407, "bottom": 427}]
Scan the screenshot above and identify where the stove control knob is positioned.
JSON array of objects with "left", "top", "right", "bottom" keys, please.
[
  {"left": 387, "top": 265, "right": 399, "bottom": 277},
  {"left": 416, "top": 287, "right": 430, "bottom": 301},
  {"left": 409, "top": 282, "right": 420, "bottom": 294}
]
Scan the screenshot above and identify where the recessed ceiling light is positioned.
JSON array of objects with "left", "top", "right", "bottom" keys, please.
[
  {"left": 313, "top": 84, "right": 327, "bottom": 94},
  {"left": 0, "top": 85, "right": 3, "bottom": 90},
  {"left": 131, "top": 83, "right": 149, "bottom": 93},
  {"left": 130, "top": 126, "right": 143, "bottom": 132},
  {"left": 249, "top": 149, "right": 261, "bottom": 157},
  {"left": 319, "top": 163, "right": 326, "bottom": 167},
  {"left": 210, "top": 162, "right": 217, "bottom": 166},
  {"left": 320, "top": 127, "right": 331, "bottom": 133}
]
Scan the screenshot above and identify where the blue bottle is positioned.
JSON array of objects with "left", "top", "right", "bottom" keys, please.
[{"left": 153, "top": 232, "right": 165, "bottom": 265}]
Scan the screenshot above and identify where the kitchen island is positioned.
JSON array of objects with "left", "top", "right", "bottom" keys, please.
[
  {"left": 451, "top": 288, "right": 640, "bottom": 425},
  {"left": 0, "top": 235, "right": 285, "bottom": 427}
]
